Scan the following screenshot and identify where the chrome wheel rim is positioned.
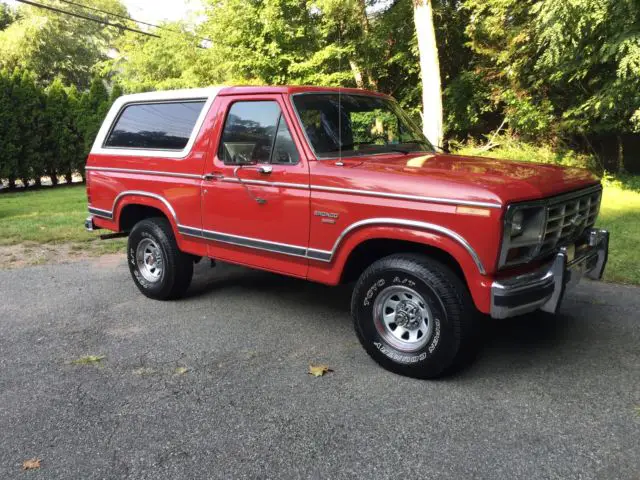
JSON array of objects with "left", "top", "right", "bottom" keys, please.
[
  {"left": 136, "top": 238, "right": 163, "bottom": 283},
  {"left": 373, "top": 285, "right": 434, "bottom": 352}
]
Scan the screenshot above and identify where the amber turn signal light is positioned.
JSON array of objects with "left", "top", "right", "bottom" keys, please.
[{"left": 455, "top": 206, "right": 491, "bottom": 217}]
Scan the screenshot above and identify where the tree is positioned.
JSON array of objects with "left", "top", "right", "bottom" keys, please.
[
  {"left": 15, "top": 70, "right": 45, "bottom": 187},
  {"left": 108, "top": 22, "right": 205, "bottom": 92},
  {"left": 299, "top": 0, "right": 378, "bottom": 89},
  {"left": 197, "top": 0, "right": 322, "bottom": 85},
  {"left": 465, "top": 0, "right": 640, "bottom": 160},
  {"left": 66, "top": 85, "right": 87, "bottom": 180},
  {"left": 0, "top": 3, "right": 17, "bottom": 31},
  {"left": 112, "top": 0, "right": 421, "bottom": 96},
  {"left": 76, "top": 77, "right": 110, "bottom": 174},
  {"left": 45, "top": 78, "right": 76, "bottom": 184},
  {"left": 0, "top": 69, "right": 20, "bottom": 188},
  {"left": 413, "top": 0, "right": 443, "bottom": 148},
  {"left": 0, "top": 0, "right": 128, "bottom": 88}
]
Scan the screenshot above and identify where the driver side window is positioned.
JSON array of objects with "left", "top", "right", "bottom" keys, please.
[{"left": 219, "top": 101, "right": 299, "bottom": 165}]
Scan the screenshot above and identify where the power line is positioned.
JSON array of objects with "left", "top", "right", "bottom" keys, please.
[
  {"left": 13, "top": 0, "right": 160, "bottom": 38},
  {"left": 58, "top": 0, "right": 166, "bottom": 30},
  {"left": 56, "top": 0, "right": 212, "bottom": 44}
]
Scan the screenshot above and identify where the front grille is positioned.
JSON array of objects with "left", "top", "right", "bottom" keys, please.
[{"left": 539, "top": 187, "right": 602, "bottom": 255}]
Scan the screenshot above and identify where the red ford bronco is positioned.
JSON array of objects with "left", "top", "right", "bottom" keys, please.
[{"left": 85, "top": 86, "right": 609, "bottom": 378}]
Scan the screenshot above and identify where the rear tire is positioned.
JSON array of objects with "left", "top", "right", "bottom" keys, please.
[
  {"left": 127, "top": 217, "right": 193, "bottom": 300},
  {"left": 351, "top": 254, "right": 477, "bottom": 379}
]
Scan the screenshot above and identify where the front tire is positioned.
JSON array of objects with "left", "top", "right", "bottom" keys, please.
[
  {"left": 351, "top": 254, "right": 476, "bottom": 379},
  {"left": 127, "top": 217, "right": 193, "bottom": 300}
]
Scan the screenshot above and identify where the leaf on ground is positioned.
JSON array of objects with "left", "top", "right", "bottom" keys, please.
[
  {"left": 174, "top": 367, "right": 189, "bottom": 375},
  {"left": 22, "top": 458, "right": 41, "bottom": 470},
  {"left": 308, "top": 364, "right": 333, "bottom": 377},
  {"left": 71, "top": 355, "right": 105, "bottom": 365}
]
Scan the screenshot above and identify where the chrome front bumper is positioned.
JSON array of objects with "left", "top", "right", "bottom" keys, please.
[{"left": 491, "top": 228, "right": 609, "bottom": 319}]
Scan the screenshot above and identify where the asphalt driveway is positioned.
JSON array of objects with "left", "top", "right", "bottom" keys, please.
[{"left": 0, "top": 256, "right": 638, "bottom": 479}]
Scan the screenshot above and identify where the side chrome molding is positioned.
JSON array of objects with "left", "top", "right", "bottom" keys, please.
[
  {"left": 177, "top": 225, "right": 311, "bottom": 259},
  {"left": 88, "top": 206, "right": 113, "bottom": 220},
  {"left": 88, "top": 192, "right": 486, "bottom": 274},
  {"left": 85, "top": 166, "right": 203, "bottom": 180},
  {"left": 306, "top": 248, "right": 333, "bottom": 262},
  {"left": 178, "top": 218, "right": 485, "bottom": 274}
]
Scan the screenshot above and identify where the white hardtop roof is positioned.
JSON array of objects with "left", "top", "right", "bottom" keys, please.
[
  {"left": 90, "top": 87, "right": 224, "bottom": 159},
  {"left": 115, "top": 86, "right": 224, "bottom": 103}
]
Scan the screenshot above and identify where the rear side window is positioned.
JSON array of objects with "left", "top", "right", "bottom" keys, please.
[{"left": 104, "top": 100, "right": 206, "bottom": 150}]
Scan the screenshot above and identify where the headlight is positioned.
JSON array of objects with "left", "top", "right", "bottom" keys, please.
[{"left": 499, "top": 205, "right": 546, "bottom": 268}]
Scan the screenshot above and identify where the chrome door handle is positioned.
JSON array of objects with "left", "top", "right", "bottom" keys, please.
[
  {"left": 257, "top": 165, "right": 273, "bottom": 175},
  {"left": 203, "top": 172, "right": 224, "bottom": 181}
]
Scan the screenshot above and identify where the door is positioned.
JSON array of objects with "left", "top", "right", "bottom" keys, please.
[{"left": 200, "top": 94, "right": 310, "bottom": 277}]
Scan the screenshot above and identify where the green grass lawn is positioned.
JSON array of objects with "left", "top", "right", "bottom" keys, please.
[
  {"left": 0, "top": 185, "right": 124, "bottom": 257},
  {"left": 0, "top": 181, "right": 638, "bottom": 284},
  {"left": 0, "top": 185, "right": 91, "bottom": 245},
  {"left": 598, "top": 178, "right": 640, "bottom": 284}
]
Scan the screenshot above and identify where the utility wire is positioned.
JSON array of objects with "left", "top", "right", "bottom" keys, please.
[
  {"left": 57, "top": 0, "right": 212, "bottom": 43},
  {"left": 13, "top": 0, "right": 160, "bottom": 38},
  {"left": 58, "top": 0, "right": 167, "bottom": 30}
]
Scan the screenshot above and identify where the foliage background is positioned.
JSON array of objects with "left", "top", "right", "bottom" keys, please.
[{"left": 0, "top": 0, "right": 639, "bottom": 187}]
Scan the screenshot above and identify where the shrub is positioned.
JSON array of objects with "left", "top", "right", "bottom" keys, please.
[{"left": 454, "top": 134, "right": 599, "bottom": 172}]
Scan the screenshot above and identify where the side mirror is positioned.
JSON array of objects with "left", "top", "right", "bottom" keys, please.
[{"left": 233, "top": 153, "right": 257, "bottom": 166}]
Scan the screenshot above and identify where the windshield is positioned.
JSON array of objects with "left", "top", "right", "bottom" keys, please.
[{"left": 292, "top": 93, "right": 433, "bottom": 158}]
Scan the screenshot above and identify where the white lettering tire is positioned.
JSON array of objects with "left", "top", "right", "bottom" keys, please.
[{"left": 351, "top": 254, "right": 477, "bottom": 379}]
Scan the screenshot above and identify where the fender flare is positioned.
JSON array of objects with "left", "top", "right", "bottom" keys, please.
[
  {"left": 113, "top": 190, "right": 180, "bottom": 232},
  {"left": 317, "top": 221, "right": 492, "bottom": 313},
  {"left": 320, "top": 218, "right": 486, "bottom": 275}
]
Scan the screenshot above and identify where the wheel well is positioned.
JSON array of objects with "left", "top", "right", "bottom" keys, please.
[
  {"left": 340, "top": 238, "right": 466, "bottom": 284},
  {"left": 118, "top": 204, "right": 168, "bottom": 232}
]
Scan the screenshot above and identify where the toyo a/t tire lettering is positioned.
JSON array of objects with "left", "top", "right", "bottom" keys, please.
[
  {"left": 127, "top": 217, "right": 193, "bottom": 300},
  {"left": 351, "top": 254, "right": 477, "bottom": 379}
]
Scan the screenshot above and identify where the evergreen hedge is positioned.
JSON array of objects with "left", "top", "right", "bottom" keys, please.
[{"left": 0, "top": 68, "right": 118, "bottom": 189}]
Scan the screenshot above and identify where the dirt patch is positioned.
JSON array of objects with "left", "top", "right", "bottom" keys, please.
[{"left": 0, "top": 241, "right": 125, "bottom": 269}]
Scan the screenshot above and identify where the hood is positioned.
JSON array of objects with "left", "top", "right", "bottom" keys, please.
[{"left": 343, "top": 153, "right": 600, "bottom": 206}]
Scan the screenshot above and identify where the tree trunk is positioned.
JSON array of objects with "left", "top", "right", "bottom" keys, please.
[
  {"left": 349, "top": 59, "right": 365, "bottom": 89},
  {"left": 358, "top": 0, "right": 378, "bottom": 90},
  {"left": 358, "top": 0, "right": 370, "bottom": 35},
  {"left": 48, "top": 170, "right": 58, "bottom": 186},
  {"left": 34, "top": 177, "right": 42, "bottom": 187},
  {"left": 413, "top": 0, "right": 443, "bottom": 148},
  {"left": 65, "top": 171, "right": 73, "bottom": 185},
  {"left": 8, "top": 177, "right": 16, "bottom": 190},
  {"left": 617, "top": 134, "right": 625, "bottom": 174},
  {"left": 366, "top": 72, "right": 378, "bottom": 90}
]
